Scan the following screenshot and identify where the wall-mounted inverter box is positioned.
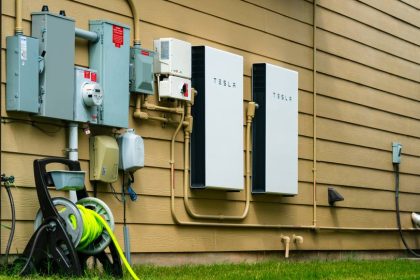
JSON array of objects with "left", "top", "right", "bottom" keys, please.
[
  {"left": 31, "top": 11, "right": 75, "bottom": 120},
  {"left": 191, "top": 46, "right": 244, "bottom": 190},
  {"left": 89, "top": 20, "right": 130, "bottom": 128},
  {"left": 252, "top": 63, "right": 298, "bottom": 195}
]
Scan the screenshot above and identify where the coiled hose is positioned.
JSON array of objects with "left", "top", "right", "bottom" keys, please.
[{"left": 75, "top": 205, "right": 140, "bottom": 279}]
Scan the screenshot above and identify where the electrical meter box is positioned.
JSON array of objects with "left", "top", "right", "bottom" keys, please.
[
  {"left": 158, "top": 76, "right": 191, "bottom": 101},
  {"left": 191, "top": 46, "right": 244, "bottom": 190},
  {"left": 154, "top": 38, "right": 191, "bottom": 79},
  {"left": 89, "top": 20, "right": 130, "bottom": 128},
  {"left": 130, "top": 47, "right": 155, "bottom": 95},
  {"left": 118, "top": 129, "right": 144, "bottom": 172},
  {"left": 74, "top": 67, "right": 103, "bottom": 123},
  {"left": 6, "top": 35, "right": 39, "bottom": 113},
  {"left": 31, "top": 11, "right": 75, "bottom": 120},
  {"left": 252, "top": 63, "right": 298, "bottom": 195},
  {"left": 89, "top": 136, "right": 119, "bottom": 183}
]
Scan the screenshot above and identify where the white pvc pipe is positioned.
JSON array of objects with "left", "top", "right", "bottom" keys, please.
[{"left": 69, "top": 122, "right": 78, "bottom": 202}]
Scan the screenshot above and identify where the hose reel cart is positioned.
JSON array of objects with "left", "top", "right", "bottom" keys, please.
[{"left": 19, "top": 158, "right": 123, "bottom": 277}]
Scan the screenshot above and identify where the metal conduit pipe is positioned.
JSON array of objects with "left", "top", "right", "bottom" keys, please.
[
  {"left": 68, "top": 122, "right": 78, "bottom": 203},
  {"left": 312, "top": 0, "right": 318, "bottom": 228},
  {"left": 75, "top": 28, "right": 99, "bottom": 43},
  {"left": 281, "top": 235, "right": 291, "bottom": 258},
  {"left": 133, "top": 95, "right": 149, "bottom": 119},
  {"left": 126, "top": 0, "right": 141, "bottom": 46},
  {"left": 15, "top": 0, "right": 23, "bottom": 34},
  {"left": 168, "top": 103, "right": 419, "bottom": 231},
  {"left": 143, "top": 101, "right": 184, "bottom": 114},
  {"left": 133, "top": 96, "right": 188, "bottom": 126},
  {"left": 181, "top": 101, "right": 255, "bottom": 220}
]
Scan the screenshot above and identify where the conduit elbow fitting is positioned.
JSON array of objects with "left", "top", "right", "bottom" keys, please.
[
  {"left": 189, "top": 88, "right": 197, "bottom": 106},
  {"left": 143, "top": 102, "right": 156, "bottom": 111},
  {"left": 175, "top": 107, "right": 185, "bottom": 114},
  {"left": 185, "top": 116, "right": 193, "bottom": 134},
  {"left": 247, "top": 102, "right": 257, "bottom": 119},
  {"left": 292, "top": 234, "right": 304, "bottom": 244},
  {"left": 281, "top": 235, "right": 291, "bottom": 258},
  {"left": 133, "top": 110, "right": 149, "bottom": 119}
]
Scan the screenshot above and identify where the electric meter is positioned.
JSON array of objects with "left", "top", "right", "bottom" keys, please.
[
  {"left": 82, "top": 83, "right": 103, "bottom": 107},
  {"left": 74, "top": 67, "right": 102, "bottom": 123}
]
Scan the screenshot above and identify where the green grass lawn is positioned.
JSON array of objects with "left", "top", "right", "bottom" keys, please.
[{"left": 0, "top": 259, "right": 418, "bottom": 279}]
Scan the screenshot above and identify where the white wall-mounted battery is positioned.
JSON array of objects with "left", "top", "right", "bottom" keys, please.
[
  {"left": 191, "top": 46, "right": 244, "bottom": 190},
  {"left": 252, "top": 63, "right": 298, "bottom": 195}
]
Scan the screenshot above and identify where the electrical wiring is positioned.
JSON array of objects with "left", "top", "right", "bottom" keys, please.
[
  {"left": 1, "top": 118, "right": 63, "bottom": 136},
  {"left": 394, "top": 163, "right": 420, "bottom": 258},
  {"left": 4, "top": 185, "right": 15, "bottom": 265},
  {"left": 19, "top": 224, "right": 48, "bottom": 275},
  {"left": 1, "top": 176, "right": 16, "bottom": 265},
  {"left": 109, "top": 183, "right": 123, "bottom": 202}
]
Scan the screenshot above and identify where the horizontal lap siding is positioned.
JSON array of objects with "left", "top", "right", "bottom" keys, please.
[
  {"left": 314, "top": 0, "right": 420, "bottom": 253},
  {"left": 1, "top": 0, "right": 419, "bottom": 256}
]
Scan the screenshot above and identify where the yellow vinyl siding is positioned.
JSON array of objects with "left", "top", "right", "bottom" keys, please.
[{"left": 1, "top": 0, "right": 419, "bottom": 256}]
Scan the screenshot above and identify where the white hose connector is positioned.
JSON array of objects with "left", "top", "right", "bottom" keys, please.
[
  {"left": 281, "top": 235, "right": 291, "bottom": 258},
  {"left": 412, "top": 212, "right": 420, "bottom": 228}
]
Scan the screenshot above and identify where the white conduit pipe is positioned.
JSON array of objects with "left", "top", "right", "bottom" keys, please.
[{"left": 68, "top": 122, "right": 79, "bottom": 203}]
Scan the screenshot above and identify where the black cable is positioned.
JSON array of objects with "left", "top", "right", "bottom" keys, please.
[
  {"left": 93, "top": 182, "right": 97, "bottom": 198},
  {"left": 4, "top": 184, "right": 15, "bottom": 265},
  {"left": 394, "top": 163, "right": 420, "bottom": 258},
  {"left": 129, "top": 172, "right": 134, "bottom": 184},
  {"left": 19, "top": 224, "right": 49, "bottom": 275},
  {"left": 109, "top": 183, "right": 122, "bottom": 202},
  {"left": 122, "top": 173, "right": 126, "bottom": 226},
  {"left": 1, "top": 118, "right": 62, "bottom": 136}
]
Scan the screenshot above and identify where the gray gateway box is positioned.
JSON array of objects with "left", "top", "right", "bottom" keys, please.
[
  {"left": 31, "top": 11, "right": 75, "bottom": 121},
  {"left": 6, "top": 35, "right": 39, "bottom": 113}
]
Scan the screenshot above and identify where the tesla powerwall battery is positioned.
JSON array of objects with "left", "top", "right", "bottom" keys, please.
[
  {"left": 191, "top": 46, "right": 244, "bottom": 190},
  {"left": 252, "top": 63, "right": 298, "bottom": 195}
]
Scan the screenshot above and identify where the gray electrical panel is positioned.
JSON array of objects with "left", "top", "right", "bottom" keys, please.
[
  {"left": 6, "top": 35, "right": 39, "bottom": 113},
  {"left": 31, "top": 11, "right": 75, "bottom": 120},
  {"left": 129, "top": 47, "right": 155, "bottom": 95},
  {"left": 89, "top": 20, "right": 130, "bottom": 128}
]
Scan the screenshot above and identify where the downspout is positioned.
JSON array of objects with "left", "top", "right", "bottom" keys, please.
[{"left": 312, "top": 0, "right": 318, "bottom": 228}]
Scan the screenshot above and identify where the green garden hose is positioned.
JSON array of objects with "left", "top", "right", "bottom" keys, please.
[{"left": 67, "top": 205, "right": 140, "bottom": 279}]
